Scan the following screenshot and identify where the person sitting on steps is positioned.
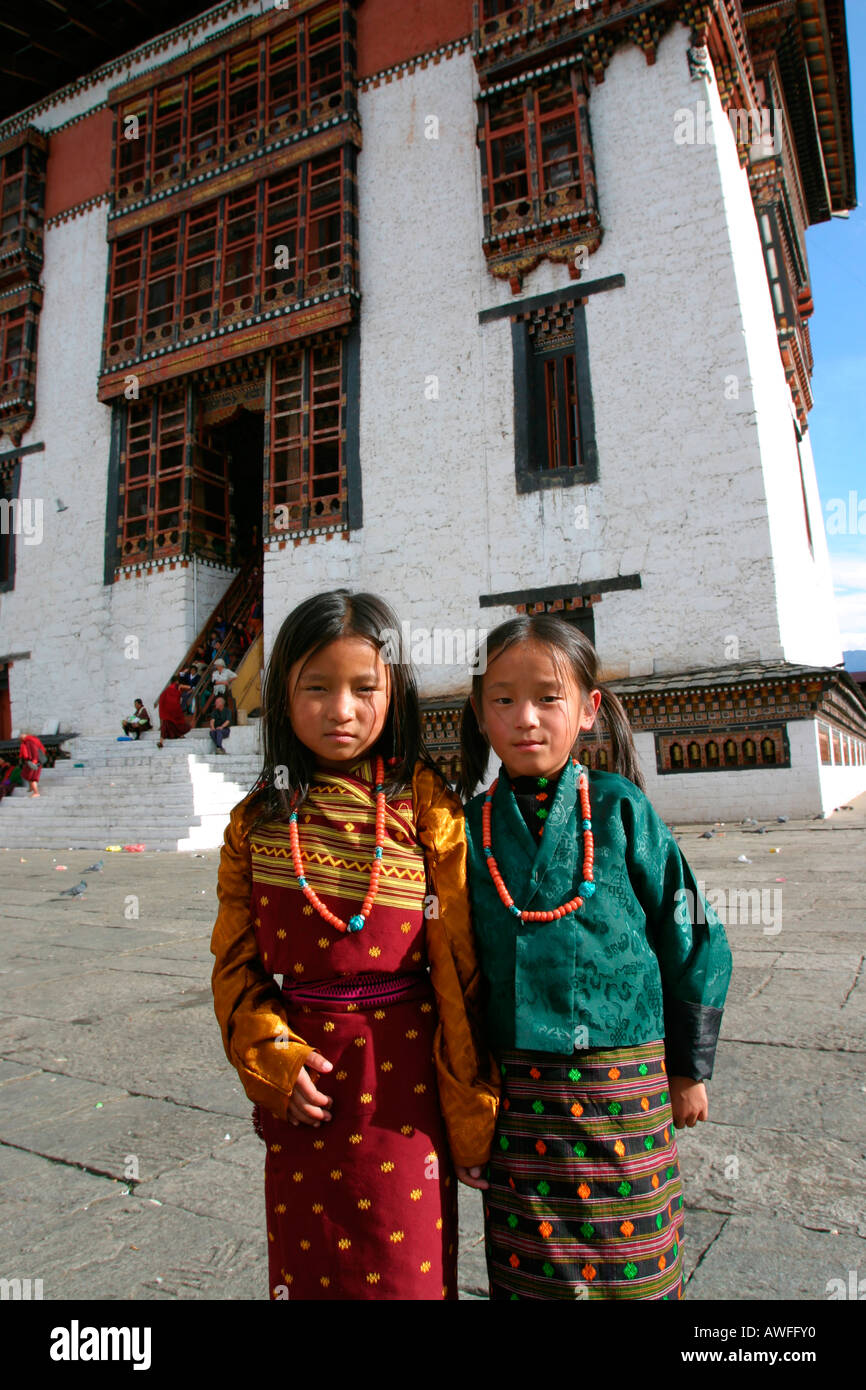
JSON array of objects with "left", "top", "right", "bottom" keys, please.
[{"left": 209, "top": 696, "right": 232, "bottom": 754}]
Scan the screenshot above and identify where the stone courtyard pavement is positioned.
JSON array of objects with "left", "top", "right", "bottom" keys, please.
[{"left": 0, "top": 794, "right": 863, "bottom": 1302}]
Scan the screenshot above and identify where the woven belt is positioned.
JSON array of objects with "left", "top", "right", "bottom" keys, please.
[{"left": 281, "top": 969, "right": 429, "bottom": 1009}]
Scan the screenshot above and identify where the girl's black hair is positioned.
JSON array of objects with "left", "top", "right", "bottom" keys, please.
[
  {"left": 247, "top": 589, "right": 441, "bottom": 829},
  {"left": 458, "top": 613, "right": 645, "bottom": 800}
]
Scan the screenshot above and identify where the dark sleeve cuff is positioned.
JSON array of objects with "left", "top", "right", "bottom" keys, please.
[{"left": 663, "top": 998, "right": 724, "bottom": 1082}]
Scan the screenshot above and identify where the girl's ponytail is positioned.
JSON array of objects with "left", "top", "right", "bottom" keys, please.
[
  {"left": 458, "top": 694, "right": 491, "bottom": 802},
  {"left": 597, "top": 685, "right": 646, "bottom": 792}
]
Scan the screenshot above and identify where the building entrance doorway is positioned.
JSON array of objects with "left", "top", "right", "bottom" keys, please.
[{"left": 195, "top": 405, "right": 264, "bottom": 568}]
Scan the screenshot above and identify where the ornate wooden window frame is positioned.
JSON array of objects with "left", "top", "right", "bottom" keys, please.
[
  {"left": 264, "top": 323, "right": 361, "bottom": 543},
  {"left": 103, "top": 148, "right": 357, "bottom": 379},
  {"left": 109, "top": 1, "right": 354, "bottom": 214},
  {"left": 476, "top": 59, "right": 600, "bottom": 290},
  {"left": 0, "top": 128, "right": 47, "bottom": 446}
]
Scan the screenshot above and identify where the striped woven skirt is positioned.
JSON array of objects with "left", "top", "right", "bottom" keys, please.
[{"left": 485, "top": 1040, "right": 684, "bottom": 1300}]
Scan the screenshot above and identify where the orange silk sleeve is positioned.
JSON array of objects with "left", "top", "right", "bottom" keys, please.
[
  {"left": 210, "top": 801, "right": 315, "bottom": 1120},
  {"left": 414, "top": 764, "right": 500, "bottom": 1169}
]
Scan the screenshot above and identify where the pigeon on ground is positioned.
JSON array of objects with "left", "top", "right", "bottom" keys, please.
[
  {"left": 776, "top": 816, "right": 789, "bottom": 823},
  {"left": 84, "top": 861, "right": 104, "bottom": 872},
  {"left": 50, "top": 880, "right": 87, "bottom": 900},
  {"left": 700, "top": 830, "right": 715, "bottom": 839},
  {"left": 742, "top": 817, "right": 758, "bottom": 825},
  {"left": 746, "top": 826, "right": 770, "bottom": 834}
]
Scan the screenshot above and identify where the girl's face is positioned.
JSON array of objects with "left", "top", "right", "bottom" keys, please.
[
  {"left": 473, "top": 638, "right": 601, "bottom": 780},
  {"left": 288, "top": 635, "right": 390, "bottom": 771}
]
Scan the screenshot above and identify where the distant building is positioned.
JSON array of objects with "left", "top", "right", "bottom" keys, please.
[{"left": 0, "top": 0, "right": 864, "bottom": 818}]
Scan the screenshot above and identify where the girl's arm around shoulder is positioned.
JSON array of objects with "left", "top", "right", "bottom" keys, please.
[
  {"left": 413, "top": 764, "right": 500, "bottom": 1169},
  {"left": 210, "top": 799, "right": 315, "bottom": 1120}
]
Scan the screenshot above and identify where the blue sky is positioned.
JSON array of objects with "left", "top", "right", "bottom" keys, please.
[{"left": 803, "top": 0, "right": 865, "bottom": 661}]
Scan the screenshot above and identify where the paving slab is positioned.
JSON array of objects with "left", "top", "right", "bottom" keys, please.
[{"left": 684, "top": 1213, "right": 866, "bottom": 1301}]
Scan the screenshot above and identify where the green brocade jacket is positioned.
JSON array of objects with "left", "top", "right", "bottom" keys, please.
[{"left": 464, "top": 762, "right": 733, "bottom": 1082}]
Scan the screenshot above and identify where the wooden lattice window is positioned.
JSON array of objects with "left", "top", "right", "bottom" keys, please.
[
  {"left": 188, "top": 65, "right": 221, "bottom": 175},
  {"left": 0, "top": 309, "right": 28, "bottom": 398},
  {"left": 105, "top": 154, "right": 350, "bottom": 369},
  {"left": 0, "top": 130, "right": 46, "bottom": 267},
  {"left": 269, "top": 338, "right": 344, "bottom": 534},
  {"left": 154, "top": 395, "right": 185, "bottom": 548},
  {"left": 144, "top": 218, "right": 181, "bottom": 346},
  {"left": 119, "top": 391, "right": 187, "bottom": 562},
  {"left": 482, "top": 71, "right": 588, "bottom": 231},
  {"left": 182, "top": 204, "right": 219, "bottom": 333},
  {"left": 543, "top": 350, "right": 578, "bottom": 471},
  {"left": 306, "top": 151, "right": 343, "bottom": 293},
  {"left": 536, "top": 77, "right": 583, "bottom": 205},
  {"left": 262, "top": 169, "right": 300, "bottom": 306},
  {"left": 307, "top": 7, "right": 343, "bottom": 121},
  {"left": 111, "top": 5, "right": 351, "bottom": 206},
  {"left": 227, "top": 46, "right": 261, "bottom": 155},
  {"left": 481, "top": 0, "right": 518, "bottom": 18},
  {"left": 487, "top": 89, "right": 530, "bottom": 223},
  {"left": 108, "top": 231, "right": 144, "bottom": 354},
  {"left": 152, "top": 84, "right": 184, "bottom": 191},
  {"left": 222, "top": 186, "right": 259, "bottom": 318},
  {"left": 267, "top": 27, "right": 300, "bottom": 135},
  {"left": 190, "top": 428, "right": 230, "bottom": 563},
  {"left": 116, "top": 100, "right": 148, "bottom": 200},
  {"left": 1, "top": 146, "right": 26, "bottom": 240}
]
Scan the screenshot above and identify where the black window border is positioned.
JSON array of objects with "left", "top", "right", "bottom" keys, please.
[
  {"left": 479, "top": 275, "right": 623, "bottom": 496},
  {"left": 512, "top": 303, "right": 597, "bottom": 492},
  {"left": 0, "top": 459, "right": 22, "bottom": 593},
  {"left": 0, "top": 442, "right": 44, "bottom": 593}
]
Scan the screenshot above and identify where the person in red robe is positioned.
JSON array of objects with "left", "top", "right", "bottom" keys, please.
[
  {"left": 156, "top": 682, "right": 189, "bottom": 747},
  {"left": 19, "top": 733, "right": 47, "bottom": 796}
]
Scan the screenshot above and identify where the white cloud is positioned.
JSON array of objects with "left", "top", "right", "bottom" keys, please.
[{"left": 829, "top": 548, "right": 866, "bottom": 649}]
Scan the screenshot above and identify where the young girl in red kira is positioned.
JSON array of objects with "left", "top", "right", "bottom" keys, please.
[
  {"left": 211, "top": 590, "right": 498, "bottom": 1300},
  {"left": 458, "top": 614, "right": 732, "bottom": 1300}
]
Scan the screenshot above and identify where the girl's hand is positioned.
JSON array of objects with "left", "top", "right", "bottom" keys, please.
[
  {"left": 669, "top": 1076, "right": 708, "bottom": 1128},
  {"left": 456, "top": 1165, "right": 489, "bottom": 1191},
  {"left": 287, "top": 1051, "right": 334, "bottom": 1127}
]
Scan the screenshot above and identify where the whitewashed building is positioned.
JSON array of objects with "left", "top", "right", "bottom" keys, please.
[{"left": 0, "top": 0, "right": 862, "bottom": 822}]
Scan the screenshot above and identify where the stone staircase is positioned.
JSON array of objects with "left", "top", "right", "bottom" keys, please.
[{"left": 0, "top": 726, "right": 264, "bottom": 851}]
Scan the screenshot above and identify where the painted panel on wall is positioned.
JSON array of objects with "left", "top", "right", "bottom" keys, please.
[
  {"left": 45, "top": 108, "right": 112, "bottom": 220},
  {"left": 356, "top": 0, "right": 471, "bottom": 76}
]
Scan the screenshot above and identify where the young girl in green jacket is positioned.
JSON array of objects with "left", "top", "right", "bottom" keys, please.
[{"left": 458, "top": 614, "right": 732, "bottom": 1301}]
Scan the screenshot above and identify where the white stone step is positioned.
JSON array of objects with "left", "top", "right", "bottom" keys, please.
[{"left": 0, "top": 737, "right": 263, "bottom": 851}]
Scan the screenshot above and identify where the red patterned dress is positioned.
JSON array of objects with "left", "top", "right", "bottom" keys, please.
[{"left": 211, "top": 758, "right": 498, "bottom": 1300}]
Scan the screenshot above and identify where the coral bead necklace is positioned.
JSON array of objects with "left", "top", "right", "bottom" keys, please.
[
  {"left": 289, "top": 755, "right": 385, "bottom": 933},
  {"left": 482, "top": 756, "right": 596, "bottom": 922}
]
